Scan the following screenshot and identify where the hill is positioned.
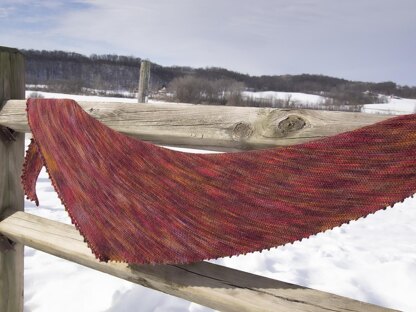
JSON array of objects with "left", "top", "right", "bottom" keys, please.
[{"left": 22, "top": 49, "right": 416, "bottom": 102}]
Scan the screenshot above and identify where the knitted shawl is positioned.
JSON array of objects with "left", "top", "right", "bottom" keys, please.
[{"left": 22, "top": 99, "right": 416, "bottom": 264}]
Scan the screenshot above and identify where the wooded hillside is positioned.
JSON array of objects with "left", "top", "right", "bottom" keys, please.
[{"left": 22, "top": 49, "right": 416, "bottom": 100}]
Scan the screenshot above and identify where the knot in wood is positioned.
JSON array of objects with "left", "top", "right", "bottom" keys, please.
[
  {"left": 232, "top": 122, "right": 253, "bottom": 141},
  {"left": 277, "top": 115, "right": 306, "bottom": 134},
  {"left": 262, "top": 114, "right": 307, "bottom": 138}
]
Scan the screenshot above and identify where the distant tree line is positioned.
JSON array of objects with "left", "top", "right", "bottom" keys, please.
[
  {"left": 166, "top": 76, "right": 244, "bottom": 105},
  {"left": 23, "top": 50, "right": 142, "bottom": 94},
  {"left": 22, "top": 49, "right": 416, "bottom": 104}
]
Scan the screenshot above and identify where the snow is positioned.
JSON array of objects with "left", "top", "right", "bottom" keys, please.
[
  {"left": 81, "top": 87, "right": 136, "bottom": 98},
  {"left": 26, "top": 90, "right": 139, "bottom": 104},
  {"left": 23, "top": 91, "right": 416, "bottom": 311},
  {"left": 362, "top": 97, "right": 416, "bottom": 115},
  {"left": 242, "top": 91, "right": 327, "bottom": 106},
  {"left": 26, "top": 84, "right": 48, "bottom": 89}
]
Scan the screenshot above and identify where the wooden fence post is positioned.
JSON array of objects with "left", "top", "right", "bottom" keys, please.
[
  {"left": 0, "top": 46, "right": 25, "bottom": 312},
  {"left": 138, "top": 60, "right": 151, "bottom": 103}
]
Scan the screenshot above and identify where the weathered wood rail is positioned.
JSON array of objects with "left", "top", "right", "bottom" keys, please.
[
  {"left": 0, "top": 46, "right": 397, "bottom": 311},
  {"left": 0, "top": 211, "right": 393, "bottom": 312},
  {"left": 1, "top": 99, "right": 390, "bottom": 151}
]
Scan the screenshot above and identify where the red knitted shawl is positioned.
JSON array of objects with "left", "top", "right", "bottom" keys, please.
[{"left": 22, "top": 99, "right": 416, "bottom": 264}]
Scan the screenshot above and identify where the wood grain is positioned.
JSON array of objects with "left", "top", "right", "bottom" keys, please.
[
  {"left": 0, "top": 47, "right": 25, "bottom": 312},
  {"left": 0, "top": 100, "right": 392, "bottom": 151},
  {"left": 0, "top": 211, "right": 396, "bottom": 312},
  {"left": 138, "top": 60, "right": 151, "bottom": 103}
]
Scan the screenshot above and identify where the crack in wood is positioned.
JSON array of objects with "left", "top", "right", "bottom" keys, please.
[{"left": 172, "top": 265, "right": 349, "bottom": 312}]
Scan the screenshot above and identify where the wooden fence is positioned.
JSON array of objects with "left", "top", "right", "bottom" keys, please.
[{"left": 0, "top": 46, "right": 397, "bottom": 311}]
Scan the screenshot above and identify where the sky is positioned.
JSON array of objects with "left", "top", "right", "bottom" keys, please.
[{"left": 1, "top": 0, "right": 415, "bottom": 86}]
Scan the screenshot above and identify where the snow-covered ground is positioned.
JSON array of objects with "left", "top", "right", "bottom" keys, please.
[
  {"left": 243, "top": 91, "right": 416, "bottom": 115},
  {"left": 242, "top": 90, "right": 326, "bottom": 106},
  {"left": 26, "top": 90, "right": 139, "bottom": 104},
  {"left": 362, "top": 96, "right": 416, "bottom": 115},
  {"left": 23, "top": 91, "right": 416, "bottom": 311}
]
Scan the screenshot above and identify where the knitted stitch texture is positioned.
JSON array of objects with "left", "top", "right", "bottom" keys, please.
[{"left": 22, "top": 99, "right": 416, "bottom": 264}]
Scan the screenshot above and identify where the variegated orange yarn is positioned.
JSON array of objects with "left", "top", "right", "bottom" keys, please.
[{"left": 22, "top": 99, "right": 416, "bottom": 264}]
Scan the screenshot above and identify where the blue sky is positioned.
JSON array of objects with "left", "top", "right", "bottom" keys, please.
[{"left": 1, "top": 0, "right": 415, "bottom": 86}]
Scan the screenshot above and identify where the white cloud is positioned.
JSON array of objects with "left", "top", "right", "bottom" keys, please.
[
  {"left": 1, "top": 0, "right": 416, "bottom": 85},
  {"left": 0, "top": 6, "right": 13, "bottom": 18}
]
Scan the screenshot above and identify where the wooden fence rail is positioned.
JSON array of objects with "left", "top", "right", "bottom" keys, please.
[
  {"left": 1, "top": 99, "right": 390, "bottom": 151},
  {"left": 0, "top": 211, "right": 395, "bottom": 312},
  {"left": 0, "top": 46, "right": 397, "bottom": 311}
]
